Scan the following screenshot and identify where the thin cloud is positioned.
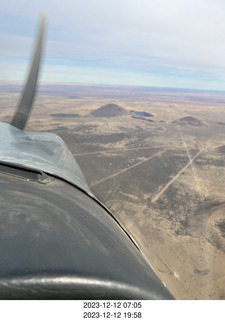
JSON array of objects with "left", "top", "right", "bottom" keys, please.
[{"left": 1, "top": 0, "right": 225, "bottom": 89}]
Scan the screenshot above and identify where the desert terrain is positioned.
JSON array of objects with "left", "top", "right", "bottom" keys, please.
[{"left": 0, "top": 83, "right": 225, "bottom": 299}]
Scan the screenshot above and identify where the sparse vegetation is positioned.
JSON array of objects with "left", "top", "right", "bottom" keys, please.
[{"left": 1, "top": 83, "right": 225, "bottom": 299}]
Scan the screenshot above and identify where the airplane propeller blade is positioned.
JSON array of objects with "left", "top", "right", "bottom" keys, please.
[{"left": 11, "top": 13, "right": 47, "bottom": 130}]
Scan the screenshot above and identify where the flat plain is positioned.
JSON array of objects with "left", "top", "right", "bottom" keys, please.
[{"left": 0, "top": 83, "right": 225, "bottom": 299}]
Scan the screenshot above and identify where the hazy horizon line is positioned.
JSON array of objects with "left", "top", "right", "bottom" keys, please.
[{"left": 1, "top": 80, "right": 225, "bottom": 94}]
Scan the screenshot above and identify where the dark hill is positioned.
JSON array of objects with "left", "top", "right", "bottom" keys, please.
[
  {"left": 172, "top": 116, "right": 205, "bottom": 126},
  {"left": 217, "top": 145, "right": 225, "bottom": 154},
  {"left": 130, "top": 110, "right": 154, "bottom": 117},
  {"left": 91, "top": 104, "right": 128, "bottom": 117},
  {"left": 51, "top": 113, "right": 80, "bottom": 118}
]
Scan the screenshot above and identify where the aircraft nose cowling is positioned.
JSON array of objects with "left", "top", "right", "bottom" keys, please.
[
  {"left": 0, "top": 122, "right": 174, "bottom": 299},
  {"left": 0, "top": 122, "right": 92, "bottom": 195},
  {"left": 0, "top": 170, "right": 174, "bottom": 300}
]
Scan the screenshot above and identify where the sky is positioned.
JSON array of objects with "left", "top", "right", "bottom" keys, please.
[{"left": 1, "top": 0, "right": 225, "bottom": 90}]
